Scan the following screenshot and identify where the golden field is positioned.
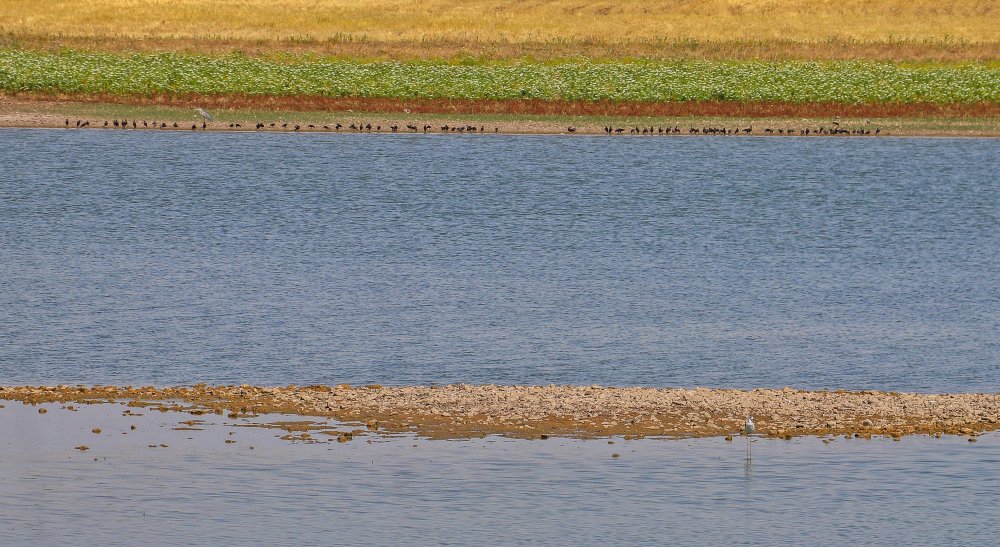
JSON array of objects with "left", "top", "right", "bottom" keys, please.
[{"left": 2, "top": 0, "right": 998, "bottom": 60}]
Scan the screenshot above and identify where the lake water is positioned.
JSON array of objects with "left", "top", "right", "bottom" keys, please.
[
  {"left": 3, "top": 401, "right": 999, "bottom": 546},
  {"left": 1, "top": 130, "right": 999, "bottom": 390},
  {"left": 4, "top": 129, "right": 1000, "bottom": 544}
]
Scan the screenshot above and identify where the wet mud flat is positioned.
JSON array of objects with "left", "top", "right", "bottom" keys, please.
[
  {"left": 3, "top": 384, "right": 999, "bottom": 441},
  {"left": 0, "top": 394, "right": 379, "bottom": 453}
]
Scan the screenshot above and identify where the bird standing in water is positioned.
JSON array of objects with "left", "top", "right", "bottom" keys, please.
[{"left": 745, "top": 415, "right": 756, "bottom": 461}]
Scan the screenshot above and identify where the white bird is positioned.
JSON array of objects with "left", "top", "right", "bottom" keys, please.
[
  {"left": 744, "top": 415, "right": 756, "bottom": 461},
  {"left": 197, "top": 108, "right": 214, "bottom": 121}
]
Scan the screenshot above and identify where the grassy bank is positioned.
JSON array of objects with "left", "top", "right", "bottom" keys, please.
[
  {"left": 3, "top": 49, "right": 998, "bottom": 105},
  {"left": 2, "top": 0, "right": 998, "bottom": 62}
]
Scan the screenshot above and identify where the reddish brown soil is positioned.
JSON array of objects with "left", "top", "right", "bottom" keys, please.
[{"left": 10, "top": 91, "right": 1000, "bottom": 119}]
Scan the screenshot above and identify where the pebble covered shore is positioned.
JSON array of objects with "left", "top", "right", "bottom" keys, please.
[{"left": 3, "top": 384, "right": 1000, "bottom": 441}]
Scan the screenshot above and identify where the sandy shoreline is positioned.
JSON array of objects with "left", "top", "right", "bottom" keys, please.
[
  {"left": 2, "top": 97, "right": 999, "bottom": 137},
  {"left": 3, "top": 384, "right": 999, "bottom": 441}
]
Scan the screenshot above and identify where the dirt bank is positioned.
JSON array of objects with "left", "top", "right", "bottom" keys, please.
[{"left": 2, "top": 96, "right": 999, "bottom": 137}]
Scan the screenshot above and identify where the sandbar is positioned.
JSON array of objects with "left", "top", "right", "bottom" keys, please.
[{"left": 2, "top": 384, "right": 998, "bottom": 441}]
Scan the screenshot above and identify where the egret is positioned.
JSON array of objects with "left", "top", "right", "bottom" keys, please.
[
  {"left": 197, "top": 108, "right": 214, "bottom": 121},
  {"left": 744, "top": 415, "right": 755, "bottom": 461}
]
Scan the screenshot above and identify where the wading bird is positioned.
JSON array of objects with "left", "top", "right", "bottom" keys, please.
[
  {"left": 197, "top": 108, "right": 214, "bottom": 121},
  {"left": 745, "top": 415, "right": 756, "bottom": 461}
]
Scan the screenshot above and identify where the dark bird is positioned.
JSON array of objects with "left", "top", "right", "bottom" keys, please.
[{"left": 567, "top": 126, "right": 576, "bottom": 132}]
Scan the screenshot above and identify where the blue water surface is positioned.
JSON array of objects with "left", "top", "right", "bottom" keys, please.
[{"left": 1, "top": 130, "right": 998, "bottom": 390}]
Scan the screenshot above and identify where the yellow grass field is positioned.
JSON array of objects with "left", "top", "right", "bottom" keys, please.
[{"left": 2, "top": 0, "right": 999, "bottom": 59}]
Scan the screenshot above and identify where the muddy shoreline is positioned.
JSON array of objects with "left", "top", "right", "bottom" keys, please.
[
  {"left": 2, "top": 97, "right": 999, "bottom": 137},
  {"left": 3, "top": 384, "right": 998, "bottom": 441}
]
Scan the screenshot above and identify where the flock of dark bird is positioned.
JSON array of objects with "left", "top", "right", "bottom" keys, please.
[
  {"left": 60, "top": 118, "right": 497, "bottom": 133},
  {"left": 59, "top": 117, "right": 882, "bottom": 136},
  {"left": 601, "top": 124, "right": 880, "bottom": 136}
]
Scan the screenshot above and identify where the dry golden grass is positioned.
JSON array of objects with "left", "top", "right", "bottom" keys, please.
[
  {"left": 3, "top": 0, "right": 998, "bottom": 60},
  {"left": 4, "top": 33, "right": 999, "bottom": 62}
]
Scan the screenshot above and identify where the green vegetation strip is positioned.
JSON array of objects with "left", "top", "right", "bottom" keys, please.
[{"left": 2, "top": 49, "right": 998, "bottom": 104}]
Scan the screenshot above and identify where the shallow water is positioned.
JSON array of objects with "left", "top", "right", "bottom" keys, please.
[
  {"left": 2, "top": 401, "right": 999, "bottom": 546},
  {"left": 2, "top": 130, "right": 999, "bottom": 390}
]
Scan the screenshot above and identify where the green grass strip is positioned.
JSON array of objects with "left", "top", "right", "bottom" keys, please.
[{"left": 2, "top": 49, "right": 998, "bottom": 104}]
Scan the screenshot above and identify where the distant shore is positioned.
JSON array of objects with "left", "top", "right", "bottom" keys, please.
[
  {"left": 3, "top": 97, "right": 999, "bottom": 137},
  {"left": 3, "top": 384, "right": 998, "bottom": 441}
]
